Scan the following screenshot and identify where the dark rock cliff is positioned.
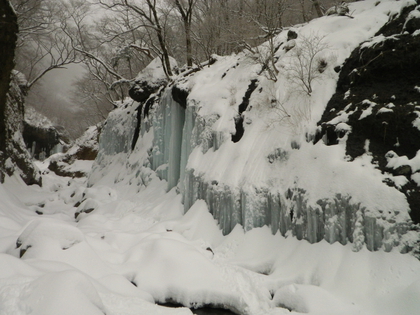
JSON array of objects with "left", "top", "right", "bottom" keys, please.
[
  {"left": 317, "top": 3, "right": 420, "bottom": 224},
  {"left": 22, "top": 121, "right": 71, "bottom": 160},
  {"left": 0, "top": 2, "right": 41, "bottom": 185}
]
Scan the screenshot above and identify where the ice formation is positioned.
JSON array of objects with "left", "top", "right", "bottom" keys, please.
[{"left": 90, "top": 0, "right": 419, "bottom": 254}]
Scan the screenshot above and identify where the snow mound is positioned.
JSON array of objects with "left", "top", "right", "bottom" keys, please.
[
  {"left": 125, "top": 235, "right": 270, "bottom": 314},
  {"left": 15, "top": 218, "right": 84, "bottom": 257},
  {"left": 21, "top": 270, "right": 106, "bottom": 315},
  {"left": 273, "top": 284, "right": 364, "bottom": 314}
]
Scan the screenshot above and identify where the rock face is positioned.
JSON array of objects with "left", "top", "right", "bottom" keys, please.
[
  {"left": 0, "top": 73, "right": 41, "bottom": 185},
  {"left": 317, "top": 3, "right": 420, "bottom": 225},
  {"left": 48, "top": 124, "right": 100, "bottom": 178},
  {"left": 22, "top": 107, "right": 71, "bottom": 161},
  {"left": 0, "top": 1, "right": 17, "bottom": 154},
  {"left": 0, "top": 3, "right": 41, "bottom": 185}
]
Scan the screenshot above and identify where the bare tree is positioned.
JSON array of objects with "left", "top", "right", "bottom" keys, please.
[
  {"left": 97, "top": 0, "right": 174, "bottom": 77},
  {"left": 11, "top": 0, "right": 81, "bottom": 90},
  {"left": 60, "top": 0, "right": 175, "bottom": 105},
  {"left": 173, "top": 0, "right": 196, "bottom": 67},
  {"left": 286, "top": 32, "right": 330, "bottom": 95},
  {"left": 191, "top": 0, "right": 248, "bottom": 59},
  {"left": 237, "top": 0, "right": 291, "bottom": 82},
  {"left": 310, "top": 0, "right": 324, "bottom": 17},
  {"left": 296, "top": 0, "right": 312, "bottom": 22},
  {"left": 71, "top": 73, "right": 114, "bottom": 122}
]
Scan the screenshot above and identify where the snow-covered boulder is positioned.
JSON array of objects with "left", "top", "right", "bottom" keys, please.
[
  {"left": 74, "top": 185, "right": 117, "bottom": 219},
  {"left": 129, "top": 56, "right": 178, "bottom": 103},
  {"left": 48, "top": 124, "right": 100, "bottom": 178},
  {"left": 15, "top": 218, "right": 84, "bottom": 258}
]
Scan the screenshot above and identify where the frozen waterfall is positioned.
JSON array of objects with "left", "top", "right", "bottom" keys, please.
[
  {"left": 89, "top": 84, "right": 414, "bottom": 254},
  {"left": 151, "top": 90, "right": 186, "bottom": 190}
]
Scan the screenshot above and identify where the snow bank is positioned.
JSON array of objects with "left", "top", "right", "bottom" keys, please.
[{"left": 1, "top": 173, "right": 420, "bottom": 314}]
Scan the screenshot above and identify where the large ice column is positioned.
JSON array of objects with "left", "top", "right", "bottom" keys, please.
[
  {"left": 152, "top": 91, "right": 226, "bottom": 195},
  {"left": 240, "top": 189, "right": 273, "bottom": 231},
  {"left": 179, "top": 105, "right": 196, "bottom": 196},
  {"left": 151, "top": 90, "right": 186, "bottom": 191},
  {"left": 167, "top": 98, "right": 185, "bottom": 190}
]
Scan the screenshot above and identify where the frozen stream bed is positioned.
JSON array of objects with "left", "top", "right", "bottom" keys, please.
[{"left": 0, "top": 166, "right": 420, "bottom": 315}]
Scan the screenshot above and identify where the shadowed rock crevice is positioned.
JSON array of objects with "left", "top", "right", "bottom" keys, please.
[
  {"left": 232, "top": 79, "right": 258, "bottom": 143},
  {"left": 171, "top": 84, "right": 189, "bottom": 109}
]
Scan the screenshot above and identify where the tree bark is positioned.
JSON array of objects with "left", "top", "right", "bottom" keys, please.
[
  {"left": 146, "top": 0, "right": 173, "bottom": 77},
  {"left": 311, "top": 0, "right": 324, "bottom": 18},
  {"left": 175, "top": 0, "right": 194, "bottom": 68},
  {"left": 185, "top": 23, "right": 193, "bottom": 67},
  {"left": 0, "top": 0, "right": 18, "bottom": 158}
]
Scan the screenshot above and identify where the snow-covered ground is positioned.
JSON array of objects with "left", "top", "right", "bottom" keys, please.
[
  {"left": 1, "top": 0, "right": 420, "bottom": 314},
  {"left": 1, "top": 167, "right": 420, "bottom": 315}
]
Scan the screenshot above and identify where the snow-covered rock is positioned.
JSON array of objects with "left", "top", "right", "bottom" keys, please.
[
  {"left": 15, "top": 218, "right": 84, "bottom": 258},
  {"left": 23, "top": 106, "right": 71, "bottom": 161},
  {"left": 129, "top": 56, "right": 178, "bottom": 103},
  {"left": 0, "top": 71, "right": 41, "bottom": 185},
  {"left": 47, "top": 124, "right": 100, "bottom": 178}
]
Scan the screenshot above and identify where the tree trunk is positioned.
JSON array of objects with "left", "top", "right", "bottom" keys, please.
[
  {"left": 185, "top": 21, "right": 193, "bottom": 67},
  {"left": 148, "top": 2, "right": 173, "bottom": 77},
  {"left": 156, "top": 30, "right": 173, "bottom": 77},
  {"left": 174, "top": 0, "right": 194, "bottom": 67},
  {"left": 311, "top": 0, "right": 324, "bottom": 18},
  {"left": 0, "top": 0, "right": 18, "bottom": 159}
]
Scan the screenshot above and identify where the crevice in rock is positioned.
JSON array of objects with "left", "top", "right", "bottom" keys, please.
[
  {"left": 131, "top": 103, "right": 143, "bottom": 151},
  {"left": 231, "top": 79, "right": 258, "bottom": 143}
]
